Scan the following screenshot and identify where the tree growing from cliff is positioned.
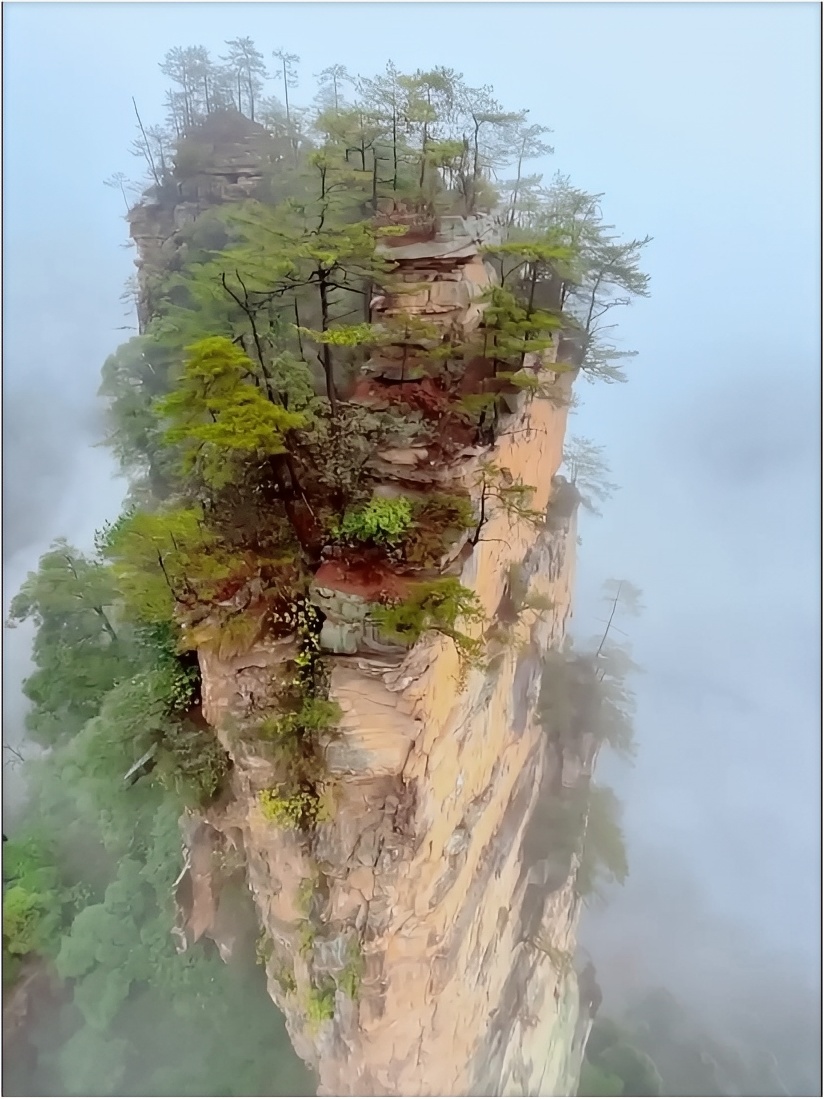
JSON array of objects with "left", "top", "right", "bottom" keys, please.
[
  {"left": 513, "top": 174, "right": 651, "bottom": 381},
  {"left": 451, "top": 84, "right": 525, "bottom": 214},
  {"left": 503, "top": 119, "right": 555, "bottom": 226},
  {"left": 159, "top": 47, "right": 203, "bottom": 131},
  {"left": 562, "top": 436, "right": 619, "bottom": 517},
  {"left": 99, "top": 335, "right": 185, "bottom": 494},
  {"left": 470, "top": 462, "right": 545, "bottom": 545},
  {"left": 576, "top": 782, "right": 629, "bottom": 903},
  {"left": 103, "top": 171, "right": 136, "bottom": 213},
  {"left": 157, "top": 46, "right": 236, "bottom": 135},
  {"left": 99, "top": 507, "right": 234, "bottom": 624},
  {"left": 580, "top": 1017, "right": 663, "bottom": 1096},
  {"left": 538, "top": 636, "right": 638, "bottom": 763},
  {"left": 314, "top": 63, "right": 353, "bottom": 112},
  {"left": 218, "top": 157, "right": 396, "bottom": 412},
  {"left": 356, "top": 61, "right": 411, "bottom": 196},
  {"left": 395, "top": 68, "right": 453, "bottom": 192},
  {"left": 155, "top": 336, "right": 306, "bottom": 489},
  {"left": 594, "top": 578, "right": 644, "bottom": 658},
  {"left": 272, "top": 49, "right": 301, "bottom": 132},
  {"left": 129, "top": 100, "right": 175, "bottom": 192},
  {"left": 475, "top": 284, "right": 564, "bottom": 374},
  {"left": 223, "top": 38, "right": 267, "bottom": 121}
]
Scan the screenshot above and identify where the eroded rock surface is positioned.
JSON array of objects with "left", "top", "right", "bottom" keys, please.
[
  {"left": 185, "top": 386, "right": 587, "bottom": 1096},
  {"left": 130, "top": 141, "right": 590, "bottom": 1093}
]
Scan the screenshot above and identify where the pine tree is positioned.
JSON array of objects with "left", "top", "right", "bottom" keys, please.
[
  {"left": 155, "top": 337, "right": 305, "bottom": 490},
  {"left": 222, "top": 38, "right": 267, "bottom": 121}
]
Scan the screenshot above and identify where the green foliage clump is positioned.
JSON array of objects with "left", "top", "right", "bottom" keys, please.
[
  {"left": 537, "top": 641, "right": 637, "bottom": 761},
  {"left": 136, "top": 621, "right": 201, "bottom": 711},
  {"left": 156, "top": 336, "right": 306, "bottom": 491},
  {"left": 255, "top": 933, "right": 274, "bottom": 967},
  {"left": 154, "top": 722, "right": 230, "bottom": 806},
  {"left": 99, "top": 506, "right": 236, "bottom": 625},
  {"left": 259, "top": 697, "right": 342, "bottom": 743},
  {"left": 305, "top": 982, "right": 336, "bottom": 1027},
  {"left": 297, "top": 321, "right": 378, "bottom": 348},
  {"left": 275, "top": 965, "right": 298, "bottom": 995},
  {"left": 2, "top": 831, "right": 67, "bottom": 983},
  {"left": 324, "top": 485, "right": 475, "bottom": 570},
  {"left": 402, "top": 493, "right": 476, "bottom": 568},
  {"left": 373, "top": 577, "right": 485, "bottom": 660},
  {"left": 252, "top": 602, "right": 338, "bottom": 831},
  {"left": 98, "top": 335, "right": 181, "bottom": 491},
  {"left": 6, "top": 542, "right": 139, "bottom": 748},
  {"left": 333, "top": 495, "right": 414, "bottom": 546},
  {"left": 296, "top": 874, "right": 318, "bottom": 917},
  {"left": 576, "top": 783, "right": 629, "bottom": 903},
  {"left": 298, "top": 921, "right": 316, "bottom": 958},
  {"left": 476, "top": 283, "right": 563, "bottom": 367},
  {"left": 3, "top": 885, "right": 58, "bottom": 960},
  {"left": 580, "top": 1018, "right": 663, "bottom": 1097},
  {"left": 578, "top": 1060, "right": 625, "bottom": 1096},
  {"left": 336, "top": 940, "right": 364, "bottom": 1001},
  {"left": 259, "top": 785, "right": 333, "bottom": 830},
  {"left": 186, "top": 607, "right": 268, "bottom": 660}
]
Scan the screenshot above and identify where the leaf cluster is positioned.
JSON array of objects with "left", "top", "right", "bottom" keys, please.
[
  {"left": 332, "top": 495, "right": 414, "bottom": 547},
  {"left": 372, "top": 577, "right": 485, "bottom": 661}
]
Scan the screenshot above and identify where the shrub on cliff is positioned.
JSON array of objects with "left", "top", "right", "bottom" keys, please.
[
  {"left": 331, "top": 492, "right": 475, "bottom": 565},
  {"left": 333, "top": 495, "right": 414, "bottom": 546},
  {"left": 403, "top": 493, "right": 477, "bottom": 567},
  {"left": 259, "top": 697, "right": 342, "bottom": 743},
  {"left": 372, "top": 577, "right": 485, "bottom": 660},
  {"left": 577, "top": 1059, "right": 624, "bottom": 1096},
  {"left": 259, "top": 785, "right": 334, "bottom": 830}
]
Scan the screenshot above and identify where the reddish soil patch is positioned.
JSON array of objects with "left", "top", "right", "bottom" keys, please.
[
  {"left": 313, "top": 559, "right": 416, "bottom": 602},
  {"left": 350, "top": 368, "right": 500, "bottom": 460},
  {"left": 211, "top": 573, "right": 251, "bottom": 604},
  {"left": 351, "top": 376, "right": 454, "bottom": 420}
]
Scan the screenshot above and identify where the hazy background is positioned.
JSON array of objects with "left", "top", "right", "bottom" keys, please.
[{"left": 4, "top": 0, "right": 820, "bottom": 1085}]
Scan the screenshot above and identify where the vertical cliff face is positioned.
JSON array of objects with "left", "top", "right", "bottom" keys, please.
[
  {"left": 131, "top": 121, "right": 592, "bottom": 1095},
  {"left": 190, "top": 402, "right": 583, "bottom": 1096}
]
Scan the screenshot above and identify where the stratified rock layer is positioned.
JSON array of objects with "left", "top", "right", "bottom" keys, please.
[
  {"left": 132, "top": 128, "right": 590, "bottom": 1094},
  {"left": 178, "top": 384, "right": 588, "bottom": 1096}
]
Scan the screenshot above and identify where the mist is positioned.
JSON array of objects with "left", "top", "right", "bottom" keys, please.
[{"left": 4, "top": 2, "right": 820, "bottom": 1095}]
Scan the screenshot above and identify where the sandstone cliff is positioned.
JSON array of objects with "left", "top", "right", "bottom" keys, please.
[{"left": 129, "top": 113, "right": 595, "bottom": 1097}]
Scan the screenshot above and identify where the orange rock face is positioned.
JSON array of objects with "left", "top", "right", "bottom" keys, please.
[
  {"left": 185, "top": 384, "right": 589, "bottom": 1096},
  {"left": 169, "top": 218, "right": 590, "bottom": 1096}
]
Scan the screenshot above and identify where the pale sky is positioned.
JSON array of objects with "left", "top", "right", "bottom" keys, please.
[{"left": 4, "top": 0, "right": 821, "bottom": 1021}]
